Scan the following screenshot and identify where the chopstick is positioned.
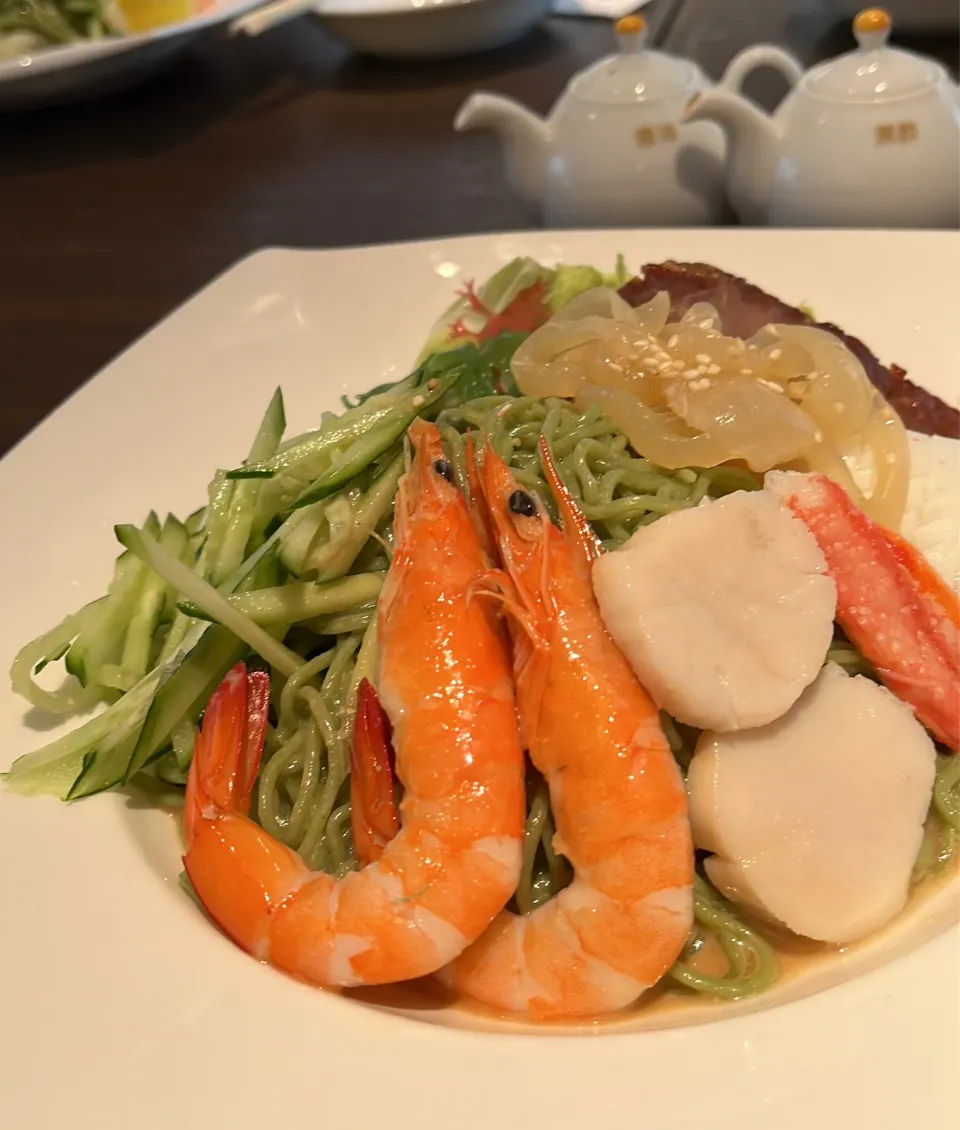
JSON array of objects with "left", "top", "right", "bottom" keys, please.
[{"left": 229, "top": 0, "right": 314, "bottom": 38}]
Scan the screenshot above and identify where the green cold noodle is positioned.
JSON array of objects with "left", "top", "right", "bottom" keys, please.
[{"left": 5, "top": 329, "right": 958, "bottom": 1005}]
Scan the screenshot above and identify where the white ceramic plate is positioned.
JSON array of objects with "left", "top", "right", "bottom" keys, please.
[
  {"left": 0, "top": 0, "right": 266, "bottom": 110},
  {"left": 313, "top": 0, "right": 551, "bottom": 59},
  {"left": 0, "top": 230, "right": 957, "bottom": 1130}
]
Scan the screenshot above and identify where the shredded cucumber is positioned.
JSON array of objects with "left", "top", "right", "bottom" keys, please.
[
  {"left": 177, "top": 573, "right": 383, "bottom": 627},
  {"left": 116, "top": 524, "right": 304, "bottom": 678},
  {"left": 214, "top": 388, "right": 286, "bottom": 583}
]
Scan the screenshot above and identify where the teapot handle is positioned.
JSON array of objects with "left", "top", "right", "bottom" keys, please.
[{"left": 719, "top": 45, "right": 804, "bottom": 95}]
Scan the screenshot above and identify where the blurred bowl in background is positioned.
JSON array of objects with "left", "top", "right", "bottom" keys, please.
[
  {"left": 315, "top": 0, "right": 552, "bottom": 60},
  {"left": 822, "top": 0, "right": 959, "bottom": 33},
  {"left": 0, "top": 0, "right": 266, "bottom": 111}
]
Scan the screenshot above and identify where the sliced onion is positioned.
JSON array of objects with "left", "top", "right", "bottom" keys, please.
[
  {"left": 512, "top": 319, "right": 637, "bottom": 397},
  {"left": 577, "top": 386, "right": 747, "bottom": 470},
  {"left": 513, "top": 289, "right": 671, "bottom": 399},
  {"left": 555, "top": 286, "right": 636, "bottom": 323},
  {"left": 512, "top": 291, "right": 911, "bottom": 528},
  {"left": 667, "top": 376, "right": 818, "bottom": 471}
]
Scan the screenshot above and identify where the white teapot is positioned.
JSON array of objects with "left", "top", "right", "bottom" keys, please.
[
  {"left": 685, "top": 7, "right": 960, "bottom": 228},
  {"left": 454, "top": 16, "right": 739, "bottom": 227}
]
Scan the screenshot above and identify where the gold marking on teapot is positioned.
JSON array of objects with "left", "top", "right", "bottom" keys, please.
[
  {"left": 636, "top": 123, "right": 680, "bottom": 147},
  {"left": 875, "top": 121, "right": 918, "bottom": 144}
]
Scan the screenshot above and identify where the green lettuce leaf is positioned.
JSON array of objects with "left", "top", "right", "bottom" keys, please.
[{"left": 417, "top": 254, "right": 630, "bottom": 363}]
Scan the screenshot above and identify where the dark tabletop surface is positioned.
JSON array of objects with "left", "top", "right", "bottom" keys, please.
[{"left": 2, "top": 1, "right": 957, "bottom": 457}]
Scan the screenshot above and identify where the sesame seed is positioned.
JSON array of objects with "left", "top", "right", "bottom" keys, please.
[
  {"left": 696, "top": 353, "right": 711, "bottom": 365},
  {"left": 427, "top": 379, "right": 439, "bottom": 390},
  {"left": 757, "top": 378, "right": 783, "bottom": 393},
  {"left": 697, "top": 364, "right": 708, "bottom": 375},
  {"left": 668, "top": 335, "right": 679, "bottom": 348},
  {"left": 609, "top": 362, "right": 624, "bottom": 373},
  {"left": 412, "top": 395, "right": 425, "bottom": 407},
  {"left": 833, "top": 402, "right": 845, "bottom": 414},
  {"left": 768, "top": 347, "right": 783, "bottom": 361},
  {"left": 814, "top": 430, "right": 823, "bottom": 443},
  {"left": 884, "top": 452, "right": 898, "bottom": 465},
  {"left": 740, "top": 367, "right": 754, "bottom": 376},
  {"left": 682, "top": 368, "right": 700, "bottom": 378},
  {"left": 808, "top": 371, "right": 821, "bottom": 381},
  {"left": 707, "top": 364, "right": 721, "bottom": 375},
  {"left": 698, "top": 378, "right": 712, "bottom": 390}
]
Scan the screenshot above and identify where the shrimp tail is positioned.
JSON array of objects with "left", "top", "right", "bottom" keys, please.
[
  {"left": 183, "top": 664, "right": 304, "bottom": 957},
  {"left": 183, "top": 662, "right": 270, "bottom": 845},
  {"left": 350, "top": 678, "right": 400, "bottom": 866},
  {"left": 538, "top": 435, "right": 602, "bottom": 574}
]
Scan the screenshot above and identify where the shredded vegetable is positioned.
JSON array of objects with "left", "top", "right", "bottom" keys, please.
[{"left": 3, "top": 261, "right": 955, "bottom": 1016}]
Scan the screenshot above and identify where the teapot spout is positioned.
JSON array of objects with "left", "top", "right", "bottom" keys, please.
[
  {"left": 455, "top": 92, "right": 550, "bottom": 209},
  {"left": 685, "top": 90, "right": 781, "bottom": 225}
]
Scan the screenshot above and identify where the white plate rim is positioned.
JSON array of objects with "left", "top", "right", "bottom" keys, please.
[
  {"left": 0, "top": 0, "right": 267, "bottom": 84},
  {"left": 0, "top": 229, "right": 957, "bottom": 1130}
]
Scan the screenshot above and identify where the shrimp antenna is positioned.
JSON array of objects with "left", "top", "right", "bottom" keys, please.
[
  {"left": 465, "top": 432, "right": 499, "bottom": 564},
  {"left": 538, "top": 435, "right": 602, "bottom": 572}
]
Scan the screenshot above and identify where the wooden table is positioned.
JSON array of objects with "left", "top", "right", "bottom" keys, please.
[{"left": 1, "top": 3, "right": 957, "bottom": 457}]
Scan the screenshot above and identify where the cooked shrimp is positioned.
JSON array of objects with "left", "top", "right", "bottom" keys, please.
[
  {"left": 440, "top": 438, "right": 694, "bottom": 1019},
  {"left": 183, "top": 420, "right": 526, "bottom": 987},
  {"left": 349, "top": 678, "right": 399, "bottom": 867},
  {"left": 767, "top": 470, "right": 960, "bottom": 750}
]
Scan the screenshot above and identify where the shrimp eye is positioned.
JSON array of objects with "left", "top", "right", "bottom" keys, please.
[
  {"left": 433, "top": 458, "right": 454, "bottom": 484},
  {"left": 508, "top": 489, "right": 537, "bottom": 517}
]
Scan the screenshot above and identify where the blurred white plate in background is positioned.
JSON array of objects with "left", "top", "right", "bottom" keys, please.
[
  {"left": 553, "top": 0, "right": 650, "bottom": 17},
  {"left": 312, "top": 0, "right": 552, "bottom": 58},
  {"left": 0, "top": 0, "right": 266, "bottom": 111}
]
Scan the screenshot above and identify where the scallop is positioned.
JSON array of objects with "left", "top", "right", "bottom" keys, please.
[
  {"left": 687, "top": 663, "right": 937, "bottom": 943},
  {"left": 591, "top": 489, "right": 837, "bottom": 731}
]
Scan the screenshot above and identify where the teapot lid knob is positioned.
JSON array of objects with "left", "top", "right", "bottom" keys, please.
[
  {"left": 615, "top": 13, "right": 648, "bottom": 53},
  {"left": 853, "top": 7, "right": 892, "bottom": 49}
]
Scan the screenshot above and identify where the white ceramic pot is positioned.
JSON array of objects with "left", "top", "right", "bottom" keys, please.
[
  {"left": 455, "top": 16, "right": 733, "bottom": 228},
  {"left": 685, "top": 8, "right": 960, "bottom": 229}
]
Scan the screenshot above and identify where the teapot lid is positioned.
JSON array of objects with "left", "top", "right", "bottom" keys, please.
[
  {"left": 804, "top": 9, "right": 942, "bottom": 101},
  {"left": 569, "top": 16, "right": 700, "bottom": 104}
]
